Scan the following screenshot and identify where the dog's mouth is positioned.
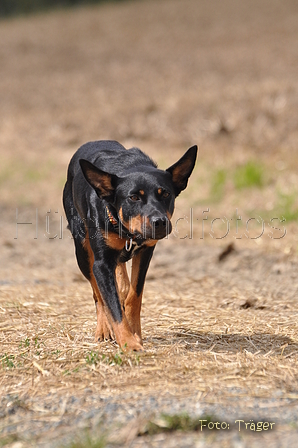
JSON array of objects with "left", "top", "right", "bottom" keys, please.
[{"left": 119, "top": 215, "right": 172, "bottom": 241}]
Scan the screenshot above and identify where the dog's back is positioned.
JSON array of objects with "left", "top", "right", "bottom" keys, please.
[{"left": 66, "top": 140, "right": 156, "bottom": 183}]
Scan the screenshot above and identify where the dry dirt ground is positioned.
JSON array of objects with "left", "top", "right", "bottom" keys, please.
[{"left": 1, "top": 0, "right": 298, "bottom": 446}]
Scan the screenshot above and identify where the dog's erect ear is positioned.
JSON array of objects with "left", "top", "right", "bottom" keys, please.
[
  {"left": 166, "top": 145, "right": 198, "bottom": 196},
  {"left": 79, "top": 159, "right": 118, "bottom": 202}
]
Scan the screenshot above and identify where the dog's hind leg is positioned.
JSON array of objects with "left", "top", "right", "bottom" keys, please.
[
  {"left": 125, "top": 245, "right": 155, "bottom": 344},
  {"left": 115, "top": 263, "right": 130, "bottom": 309}
]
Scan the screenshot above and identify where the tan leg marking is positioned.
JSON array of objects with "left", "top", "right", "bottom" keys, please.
[
  {"left": 83, "top": 231, "right": 114, "bottom": 341},
  {"left": 115, "top": 263, "right": 130, "bottom": 308},
  {"left": 114, "top": 262, "right": 145, "bottom": 350},
  {"left": 124, "top": 251, "right": 145, "bottom": 344},
  {"left": 112, "top": 318, "right": 143, "bottom": 351},
  {"left": 94, "top": 293, "right": 114, "bottom": 341}
]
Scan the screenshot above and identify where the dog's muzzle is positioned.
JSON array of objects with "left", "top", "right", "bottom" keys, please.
[{"left": 149, "top": 216, "right": 172, "bottom": 239}]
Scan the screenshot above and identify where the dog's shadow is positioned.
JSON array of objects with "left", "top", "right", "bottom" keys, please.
[{"left": 147, "top": 330, "right": 298, "bottom": 356}]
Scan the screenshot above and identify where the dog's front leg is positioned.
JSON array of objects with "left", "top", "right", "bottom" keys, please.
[
  {"left": 125, "top": 244, "right": 156, "bottom": 344},
  {"left": 90, "top": 242, "right": 143, "bottom": 351}
]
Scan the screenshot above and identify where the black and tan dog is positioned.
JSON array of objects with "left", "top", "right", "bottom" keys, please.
[{"left": 63, "top": 141, "right": 197, "bottom": 351}]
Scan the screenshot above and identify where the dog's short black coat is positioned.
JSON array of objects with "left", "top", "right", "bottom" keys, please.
[{"left": 63, "top": 140, "right": 197, "bottom": 351}]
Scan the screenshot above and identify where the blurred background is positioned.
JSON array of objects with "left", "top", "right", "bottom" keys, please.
[{"left": 1, "top": 0, "right": 298, "bottom": 248}]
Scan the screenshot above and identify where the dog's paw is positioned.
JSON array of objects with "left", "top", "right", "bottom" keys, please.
[
  {"left": 115, "top": 322, "right": 144, "bottom": 351},
  {"left": 120, "top": 335, "right": 144, "bottom": 352},
  {"left": 133, "top": 332, "right": 143, "bottom": 346},
  {"left": 95, "top": 318, "right": 115, "bottom": 342},
  {"left": 95, "top": 302, "right": 116, "bottom": 342}
]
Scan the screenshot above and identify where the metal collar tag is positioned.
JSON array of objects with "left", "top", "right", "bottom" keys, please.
[{"left": 125, "top": 238, "right": 133, "bottom": 252}]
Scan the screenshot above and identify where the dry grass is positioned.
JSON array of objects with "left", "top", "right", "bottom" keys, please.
[
  {"left": 2, "top": 250, "right": 298, "bottom": 400},
  {"left": 1, "top": 234, "right": 298, "bottom": 444},
  {"left": 2, "top": 258, "right": 298, "bottom": 445}
]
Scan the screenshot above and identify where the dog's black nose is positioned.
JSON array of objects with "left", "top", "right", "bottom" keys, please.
[
  {"left": 151, "top": 216, "right": 167, "bottom": 228},
  {"left": 150, "top": 216, "right": 171, "bottom": 239}
]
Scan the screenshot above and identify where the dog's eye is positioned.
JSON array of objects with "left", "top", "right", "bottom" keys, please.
[
  {"left": 130, "top": 194, "right": 140, "bottom": 202},
  {"left": 157, "top": 188, "right": 170, "bottom": 199}
]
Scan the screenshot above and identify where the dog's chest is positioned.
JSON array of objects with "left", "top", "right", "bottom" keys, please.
[{"left": 119, "top": 241, "right": 142, "bottom": 263}]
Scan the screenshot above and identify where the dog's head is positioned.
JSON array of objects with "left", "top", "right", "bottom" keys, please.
[{"left": 80, "top": 145, "right": 197, "bottom": 240}]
